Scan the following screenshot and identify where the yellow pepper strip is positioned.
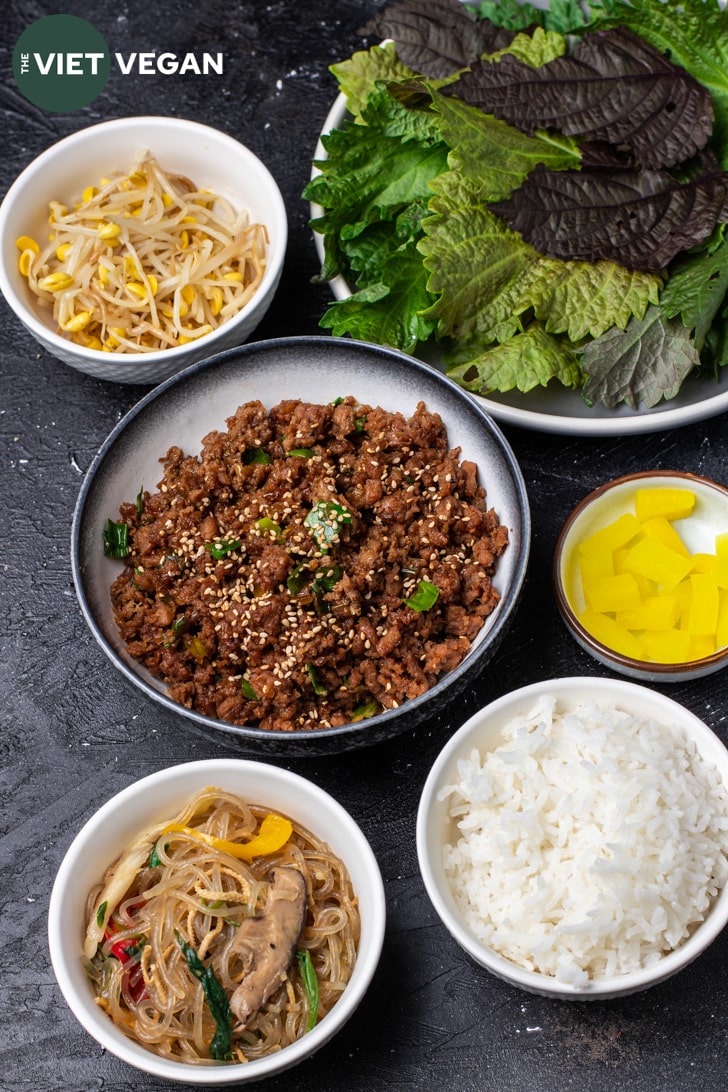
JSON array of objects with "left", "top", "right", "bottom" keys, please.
[{"left": 162, "top": 813, "right": 292, "bottom": 860}]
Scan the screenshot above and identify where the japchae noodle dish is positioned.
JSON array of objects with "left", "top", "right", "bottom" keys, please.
[{"left": 83, "top": 787, "right": 359, "bottom": 1064}]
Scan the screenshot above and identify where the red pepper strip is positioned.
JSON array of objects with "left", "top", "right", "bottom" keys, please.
[{"left": 104, "top": 920, "right": 147, "bottom": 1002}]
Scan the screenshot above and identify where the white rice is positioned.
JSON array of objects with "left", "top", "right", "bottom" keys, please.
[{"left": 439, "top": 694, "right": 728, "bottom": 986}]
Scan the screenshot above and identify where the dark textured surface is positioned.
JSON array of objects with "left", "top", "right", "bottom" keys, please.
[{"left": 1, "top": 2, "right": 727, "bottom": 1090}]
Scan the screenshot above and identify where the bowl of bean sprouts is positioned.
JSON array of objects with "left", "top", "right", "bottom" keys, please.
[{"left": 0, "top": 116, "right": 287, "bottom": 384}]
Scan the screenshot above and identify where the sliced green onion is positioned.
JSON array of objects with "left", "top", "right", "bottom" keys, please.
[
  {"left": 243, "top": 447, "right": 270, "bottom": 465},
  {"left": 296, "top": 949, "right": 319, "bottom": 1032},
  {"left": 135, "top": 486, "right": 144, "bottom": 516},
  {"left": 96, "top": 900, "right": 108, "bottom": 928},
  {"left": 288, "top": 447, "right": 315, "bottom": 458},
  {"left": 103, "top": 519, "right": 129, "bottom": 558},
  {"left": 403, "top": 579, "right": 440, "bottom": 612},
  {"left": 287, "top": 561, "right": 308, "bottom": 596},
  {"left": 255, "top": 516, "right": 282, "bottom": 540},
  {"left": 172, "top": 614, "right": 188, "bottom": 638},
  {"left": 306, "top": 664, "right": 327, "bottom": 696},
  {"left": 241, "top": 678, "right": 258, "bottom": 700},
  {"left": 205, "top": 539, "right": 241, "bottom": 560},
  {"left": 148, "top": 841, "right": 168, "bottom": 868},
  {"left": 176, "top": 932, "right": 233, "bottom": 1061},
  {"left": 352, "top": 699, "right": 379, "bottom": 721}
]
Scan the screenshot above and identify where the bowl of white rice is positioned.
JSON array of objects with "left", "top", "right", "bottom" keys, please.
[{"left": 416, "top": 677, "right": 728, "bottom": 999}]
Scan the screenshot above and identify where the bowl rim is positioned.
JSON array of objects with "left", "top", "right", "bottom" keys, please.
[
  {"left": 70, "top": 333, "right": 532, "bottom": 749},
  {"left": 48, "top": 757, "right": 387, "bottom": 1084},
  {"left": 0, "top": 114, "right": 288, "bottom": 364},
  {"left": 552, "top": 469, "right": 728, "bottom": 677},
  {"left": 416, "top": 674, "right": 728, "bottom": 999}
]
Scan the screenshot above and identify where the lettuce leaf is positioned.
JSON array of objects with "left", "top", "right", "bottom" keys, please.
[
  {"left": 320, "top": 241, "right": 437, "bottom": 351},
  {"left": 430, "top": 88, "right": 580, "bottom": 202},
  {"left": 446, "top": 323, "right": 584, "bottom": 393},
  {"left": 306, "top": 86, "right": 449, "bottom": 281},
  {"left": 580, "top": 305, "right": 700, "bottom": 408},
  {"left": 661, "top": 235, "right": 728, "bottom": 350},
  {"left": 420, "top": 170, "right": 660, "bottom": 344},
  {"left": 467, "top": 0, "right": 588, "bottom": 34},
  {"left": 330, "top": 43, "right": 416, "bottom": 120}
]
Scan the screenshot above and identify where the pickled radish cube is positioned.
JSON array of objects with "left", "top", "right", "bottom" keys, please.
[
  {"left": 641, "top": 629, "right": 692, "bottom": 664},
  {"left": 579, "top": 607, "right": 644, "bottom": 658},
  {"left": 689, "top": 635, "right": 716, "bottom": 659},
  {"left": 686, "top": 572, "right": 719, "bottom": 636},
  {"left": 635, "top": 487, "right": 696, "bottom": 522},
  {"left": 690, "top": 553, "right": 718, "bottom": 573},
  {"left": 616, "top": 596, "right": 677, "bottom": 631},
  {"left": 584, "top": 572, "right": 641, "bottom": 613},
  {"left": 640, "top": 516, "right": 689, "bottom": 557},
  {"left": 673, "top": 579, "right": 693, "bottom": 627},
  {"left": 716, "top": 532, "right": 728, "bottom": 560},
  {"left": 715, "top": 557, "right": 728, "bottom": 589},
  {"left": 622, "top": 537, "right": 692, "bottom": 589},
  {"left": 578, "top": 549, "right": 614, "bottom": 585},
  {"left": 717, "top": 590, "right": 728, "bottom": 648},
  {"left": 578, "top": 513, "right": 641, "bottom": 557}
]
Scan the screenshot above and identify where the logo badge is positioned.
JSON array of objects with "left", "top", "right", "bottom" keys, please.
[{"left": 13, "top": 15, "right": 111, "bottom": 112}]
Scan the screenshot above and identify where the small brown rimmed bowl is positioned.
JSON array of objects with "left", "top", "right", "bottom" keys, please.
[{"left": 553, "top": 470, "right": 728, "bottom": 683}]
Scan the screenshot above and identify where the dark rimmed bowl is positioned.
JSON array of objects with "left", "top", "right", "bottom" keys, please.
[
  {"left": 71, "top": 336, "right": 531, "bottom": 755},
  {"left": 553, "top": 470, "right": 728, "bottom": 683}
]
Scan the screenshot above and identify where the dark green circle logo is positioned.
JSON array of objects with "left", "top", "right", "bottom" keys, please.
[{"left": 13, "top": 15, "right": 110, "bottom": 112}]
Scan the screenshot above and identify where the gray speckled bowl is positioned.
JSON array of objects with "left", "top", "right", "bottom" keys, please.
[{"left": 71, "top": 336, "right": 530, "bottom": 755}]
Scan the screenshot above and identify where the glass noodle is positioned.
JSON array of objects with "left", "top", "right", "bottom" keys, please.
[
  {"left": 83, "top": 787, "right": 359, "bottom": 1064},
  {"left": 17, "top": 152, "right": 267, "bottom": 353}
]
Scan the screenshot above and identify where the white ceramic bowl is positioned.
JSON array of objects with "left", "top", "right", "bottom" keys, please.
[
  {"left": 48, "top": 758, "right": 386, "bottom": 1084},
  {"left": 417, "top": 676, "right": 728, "bottom": 1000},
  {"left": 0, "top": 116, "right": 287, "bottom": 384},
  {"left": 553, "top": 471, "right": 728, "bottom": 683}
]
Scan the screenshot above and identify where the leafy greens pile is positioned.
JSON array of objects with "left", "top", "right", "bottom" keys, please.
[{"left": 304, "top": 0, "right": 728, "bottom": 410}]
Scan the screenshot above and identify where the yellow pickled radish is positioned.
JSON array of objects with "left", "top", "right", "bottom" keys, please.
[
  {"left": 717, "top": 590, "right": 728, "bottom": 647},
  {"left": 641, "top": 629, "right": 692, "bottom": 663},
  {"left": 621, "top": 537, "right": 692, "bottom": 589},
  {"left": 578, "top": 608, "right": 645, "bottom": 659},
  {"left": 568, "top": 484, "right": 728, "bottom": 664},
  {"left": 686, "top": 572, "right": 719, "bottom": 636},
  {"left": 616, "top": 596, "right": 677, "bottom": 631},
  {"left": 635, "top": 487, "right": 696, "bottom": 521},
  {"left": 640, "top": 515, "right": 690, "bottom": 557},
  {"left": 585, "top": 573, "right": 641, "bottom": 613},
  {"left": 578, "top": 513, "right": 641, "bottom": 557}
]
